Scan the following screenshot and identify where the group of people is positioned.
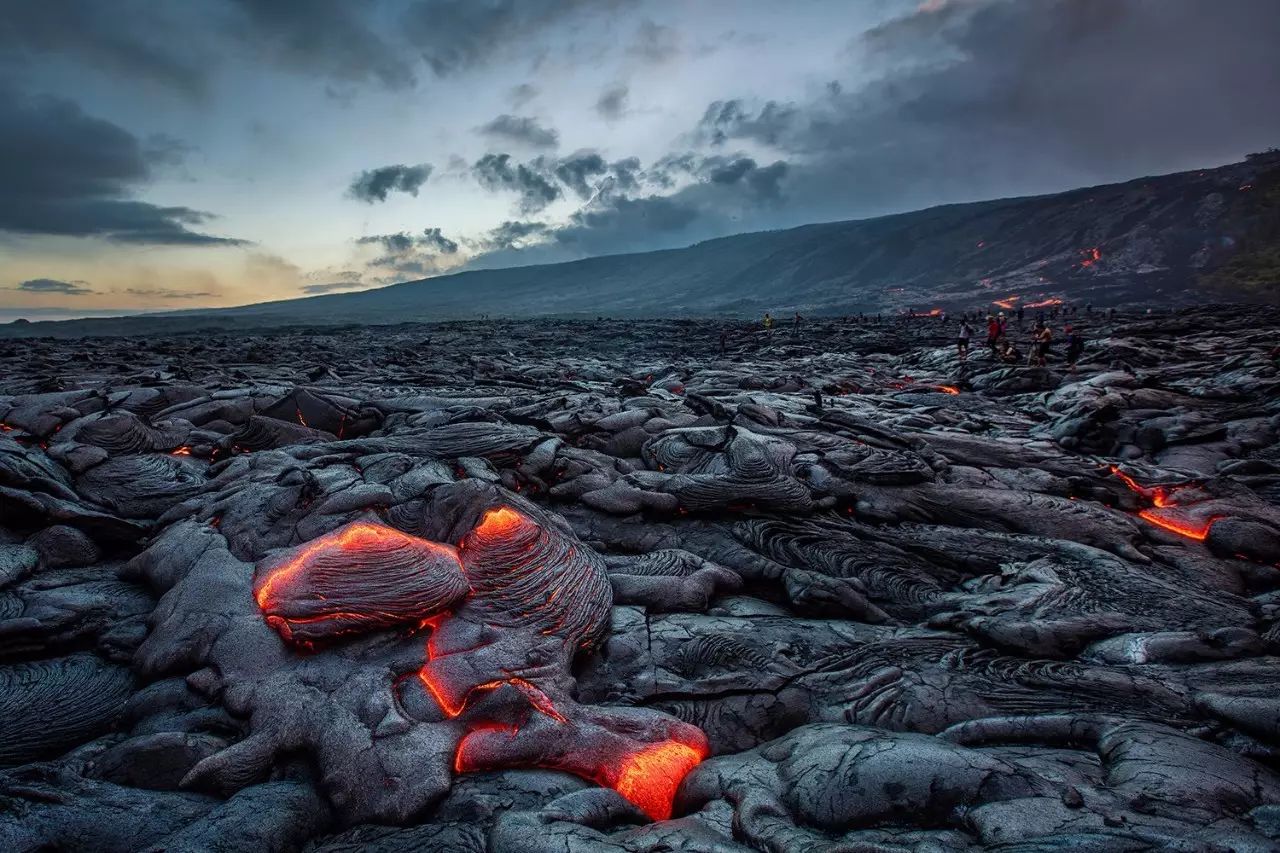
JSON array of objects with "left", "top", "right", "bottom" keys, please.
[{"left": 957, "top": 311, "right": 1085, "bottom": 368}]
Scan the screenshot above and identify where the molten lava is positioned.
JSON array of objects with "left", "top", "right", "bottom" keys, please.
[
  {"left": 1108, "top": 466, "right": 1218, "bottom": 541},
  {"left": 472, "top": 506, "right": 525, "bottom": 539},
  {"left": 256, "top": 505, "right": 706, "bottom": 823},
  {"left": 993, "top": 296, "right": 1019, "bottom": 310},
  {"left": 936, "top": 385, "right": 960, "bottom": 395},
  {"left": 612, "top": 741, "right": 706, "bottom": 821},
  {"left": 1080, "top": 247, "right": 1102, "bottom": 268},
  {"left": 1025, "top": 297, "right": 1064, "bottom": 309},
  {"left": 1137, "top": 509, "right": 1219, "bottom": 542}
]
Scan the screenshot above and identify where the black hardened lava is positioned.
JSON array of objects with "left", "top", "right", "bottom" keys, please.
[{"left": 3, "top": 306, "right": 1280, "bottom": 850}]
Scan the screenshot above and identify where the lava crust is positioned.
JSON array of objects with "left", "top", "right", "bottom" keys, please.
[{"left": 2, "top": 307, "right": 1280, "bottom": 851}]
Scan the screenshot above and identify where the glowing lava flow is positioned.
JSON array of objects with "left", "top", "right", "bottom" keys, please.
[
  {"left": 611, "top": 741, "right": 706, "bottom": 821},
  {"left": 256, "top": 522, "right": 412, "bottom": 608},
  {"left": 256, "top": 505, "right": 708, "bottom": 823},
  {"left": 936, "top": 385, "right": 960, "bottom": 395},
  {"left": 1108, "top": 465, "right": 1218, "bottom": 542},
  {"left": 1137, "top": 509, "right": 1219, "bottom": 542}
]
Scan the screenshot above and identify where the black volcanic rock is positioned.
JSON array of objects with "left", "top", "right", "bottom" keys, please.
[{"left": 0, "top": 306, "right": 1278, "bottom": 850}]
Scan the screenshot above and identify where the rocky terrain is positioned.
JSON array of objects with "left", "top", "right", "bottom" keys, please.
[
  {"left": 2, "top": 305, "right": 1280, "bottom": 851},
  {"left": 5, "top": 152, "right": 1279, "bottom": 340}
]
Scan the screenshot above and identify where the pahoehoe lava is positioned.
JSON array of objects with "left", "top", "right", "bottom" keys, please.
[{"left": 2, "top": 306, "right": 1280, "bottom": 851}]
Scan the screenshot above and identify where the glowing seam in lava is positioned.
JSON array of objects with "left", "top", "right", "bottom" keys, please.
[
  {"left": 1109, "top": 466, "right": 1217, "bottom": 541},
  {"left": 171, "top": 446, "right": 192, "bottom": 456},
  {"left": 453, "top": 722, "right": 518, "bottom": 773},
  {"left": 936, "top": 385, "right": 960, "bottom": 395},
  {"left": 1137, "top": 510, "right": 1220, "bottom": 542}
]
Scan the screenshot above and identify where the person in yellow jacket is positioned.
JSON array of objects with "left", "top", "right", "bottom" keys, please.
[{"left": 763, "top": 313, "right": 774, "bottom": 334}]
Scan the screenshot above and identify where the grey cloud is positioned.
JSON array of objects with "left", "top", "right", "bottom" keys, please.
[
  {"left": 595, "top": 84, "right": 629, "bottom": 120},
  {"left": 402, "top": 0, "right": 632, "bottom": 76},
  {"left": 0, "top": 89, "right": 245, "bottom": 245},
  {"left": 301, "top": 281, "right": 366, "bottom": 295},
  {"left": 554, "top": 153, "right": 609, "bottom": 199},
  {"left": 419, "top": 227, "right": 460, "bottom": 254},
  {"left": 122, "top": 287, "right": 215, "bottom": 299},
  {"left": 357, "top": 226, "right": 458, "bottom": 255},
  {"left": 347, "top": 163, "right": 433, "bottom": 202},
  {"left": 698, "top": 156, "right": 788, "bottom": 202},
  {"left": 508, "top": 83, "right": 539, "bottom": 107},
  {"left": 472, "top": 153, "right": 562, "bottom": 213},
  {"left": 0, "top": 1, "right": 209, "bottom": 99},
  {"left": 477, "top": 114, "right": 560, "bottom": 149},
  {"left": 627, "top": 20, "right": 679, "bottom": 63},
  {"left": 479, "top": 220, "right": 552, "bottom": 251},
  {"left": 357, "top": 226, "right": 460, "bottom": 278},
  {"left": 694, "top": 99, "right": 799, "bottom": 147},
  {"left": 228, "top": 0, "right": 416, "bottom": 90},
  {"left": 14, "top": 278, "right": 94, "bottom": 295}
]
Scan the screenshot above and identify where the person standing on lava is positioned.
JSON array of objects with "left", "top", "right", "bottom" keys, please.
[
  {"left": 763, "top": 313, "right": 774, "bottom": 336},
  {"left": 792, "top": 312, "right": 803, "bottom": 337},
  {"left": 986, "top": 315, "right": 1000, "bottom": 357},
  {"left": 957, "top": 319, "right": 972, "bottom": 360},
  {"left": 719, "top": 329, "right": 729, "bottom": 356},
  {"left": 1030, "top": 322, "right": 1052, "bottom": 367},
  {"left": 1066, "top": 326, "right": 1085, "bottom": 370}
]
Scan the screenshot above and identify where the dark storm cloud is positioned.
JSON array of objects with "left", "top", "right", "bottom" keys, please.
[
  {"left": 227, "top": 0, "right": 416, "bottom": 90},
  {"left": 706, "top": 0, "right": 1280, "bottom": 224},
  {"left": 459, "top": 149, "right": 791, "bottom": 267},
  {"left": 122, "top": 288, "right": 216, "bottom": 299},
  {"left": 0, "top": 89, "right": 245, "bottom": 245},
  {"left": 477, "top": 115, "right": 560, "bottom": 149},
  {"left": 472, "top": 154, "right": 563, "bottom": 213},
  {"left": 401, "top": 0, "right": 632, "bottom": 76},
  {"left": 595, "top": 84, "right": 629, "bottom": 120},
  {"left": 553, "top": 153, "right": 609, "bottom": 199},
  {"left": 347, "top": 163, "right": 433, "bottom": 203},
  {"left": 0, "top": 1, "right": 207, "bottom": 97},
  {"left": 14, "top": 278, "right": 94, "bottom": 296},
  {"left": 697, "top": 156, "right": 788, "bottom": 202}
]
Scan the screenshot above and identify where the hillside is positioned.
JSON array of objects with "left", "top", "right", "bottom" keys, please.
[{"left": 4, "top": 152, "right": 1278, "bottom": 339}]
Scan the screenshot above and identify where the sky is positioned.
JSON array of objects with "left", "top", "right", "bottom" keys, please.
[{"left": 2, "top": 0, "right": 1278, "bottom": 319}]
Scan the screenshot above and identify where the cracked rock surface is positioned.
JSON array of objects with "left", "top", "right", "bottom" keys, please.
[{"left": 2, "top": 306, "right": 1280, "bottom": 851}]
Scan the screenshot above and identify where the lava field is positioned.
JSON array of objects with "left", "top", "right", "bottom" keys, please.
[{"left": 3, "top": 306, "right": 1280, "bottom": 852}]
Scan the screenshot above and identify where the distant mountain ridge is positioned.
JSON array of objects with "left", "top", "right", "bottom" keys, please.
[{"left": 5, "top": 152, "right": 1278, "bottom": 338}]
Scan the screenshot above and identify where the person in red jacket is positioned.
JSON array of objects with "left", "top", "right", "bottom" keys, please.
[{"left": 986, "top": 315, "right": 1001, "bottom": 356}]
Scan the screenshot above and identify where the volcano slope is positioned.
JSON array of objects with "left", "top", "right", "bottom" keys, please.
[{"left": 2, "top": 304, "right": 1280, "bottom": 851}]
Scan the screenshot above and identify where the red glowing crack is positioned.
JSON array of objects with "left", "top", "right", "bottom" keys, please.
[{"left": 1108, "top": 466, "right": 1219, "bottom": 542}]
